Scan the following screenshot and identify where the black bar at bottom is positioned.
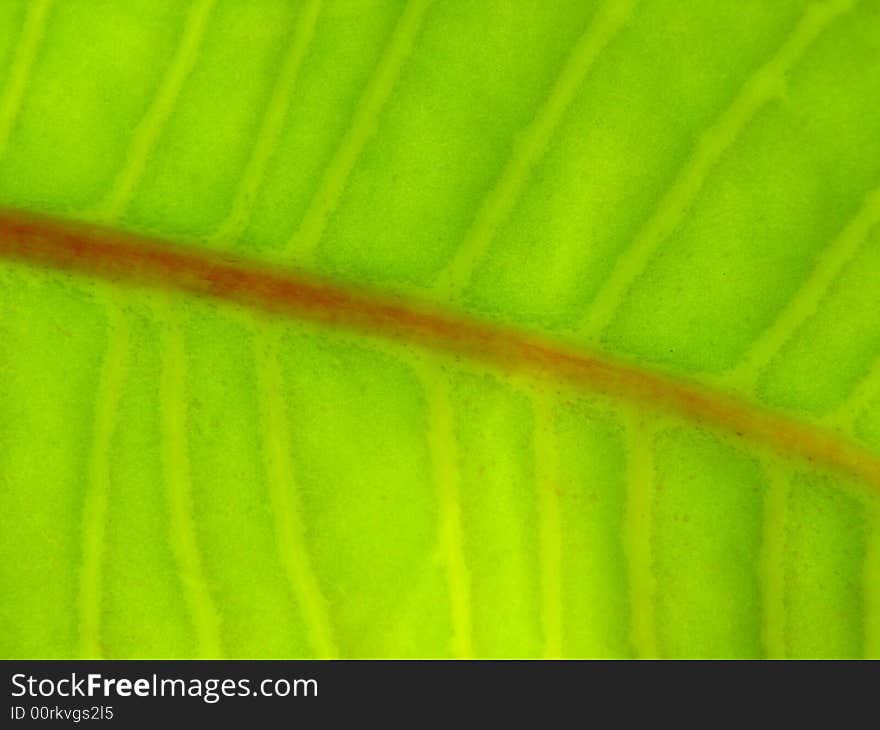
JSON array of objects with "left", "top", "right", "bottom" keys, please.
[{"left": 1, "top": 659, "right": 874, "bottom": 726}]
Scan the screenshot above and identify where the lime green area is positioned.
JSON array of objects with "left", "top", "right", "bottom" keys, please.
[
  {"left": 242, "top": 0, "right": 406, "bottom": 256},
  {"left": 182, "top": 304, "right": 311, "bottom": 658},
  {"left": 652, "top": 427, "right": 764, "bottom": 658},
  {"left": 277, "top": 331, "right": 450, "bottom": 657},
  {"left": 1, "top": 0, "right": 879, "bottom": 658},
  {"left": 317, "top": 0, "right": 602, "bottom": 287},
  {"left": 0, "top": 3, "right": 25, "bottom": 92},
  {"left": 758, "top": 224, "right": 880, "bottom": 415},
  {"left": 449, "top": 372, "right": 541, "bottom": 657},
  {"left": 785, "top": 474, "right": 866, "bottom": 658},
  {"left": 123, "top": 0, "right": 298, "bottom": 237},
  {"left": 857, "top": 394, "right": 880, "bottom": 449},
  {"left": 551, "top": 400, "right": 630, "bottom": 657},
  {"left": 102, "top": 300, "right": 197, "bottom": 658},
  {"left": 0, "top": 0, "right": 185, "bottom": 214},
  {"left": 465, "top": 0, "right": 805, "bottom": 330},
  {"left": 0, "top": 266, "right": 106, "bottom": 657},
  {"left": 606, "top": 0, "right": 880, "bottom": 374}
]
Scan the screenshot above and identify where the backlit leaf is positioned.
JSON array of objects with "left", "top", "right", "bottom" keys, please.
[{"left": 1, "top": 0, "right": 879, "bottom": 659}]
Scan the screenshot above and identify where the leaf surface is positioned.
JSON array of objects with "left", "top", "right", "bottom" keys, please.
[{"left": 1, "top": 0, "right": 879, "bottom": 658}]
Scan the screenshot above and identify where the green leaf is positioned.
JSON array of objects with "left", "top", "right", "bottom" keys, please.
[{"left": 1, "top": 0, "right": 879, "bottom": 659}]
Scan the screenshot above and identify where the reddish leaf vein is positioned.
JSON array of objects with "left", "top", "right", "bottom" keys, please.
[{"left": 2, "top": 208, "right": 879, "bottom": 492}]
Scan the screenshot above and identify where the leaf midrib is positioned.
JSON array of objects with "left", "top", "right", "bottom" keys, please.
[{"left": 2, "top": 207, "right": 879, "bottom": 496}]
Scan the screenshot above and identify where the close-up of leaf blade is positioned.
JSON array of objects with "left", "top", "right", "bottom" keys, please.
[{"left": 0, "top": 0, "right": 879, "bottom": 660}]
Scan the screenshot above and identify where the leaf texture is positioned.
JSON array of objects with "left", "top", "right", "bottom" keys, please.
[{"left": 1, "top": 0, "right": 879, "bottom": 659}]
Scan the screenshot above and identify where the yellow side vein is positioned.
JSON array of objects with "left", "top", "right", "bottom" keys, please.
[
  {"left": 622, "top": 408, "right": 658, "bottom": 657},
  {"left": 208, "top": 0, "right": 332, "bottom": 655},
  {"left": 78, "top": 301, "right": 129, "bottom": 658},
  {"left": 532, "top": 392, "right": 563, "bottom": 658},
  {"left": 0, "top": 0, "right": 52, "bottom": 160},
  {"left": 255, "top": 327, "right": 338, "bottom": 659},
  {"left": 412, "top": 358, "right": 473, "bottom": 658},
  {"left": 434, "top": 0, "right": 635, "bottom": 299},
  {"left": 730, "top": 183, "right": 880, "bottom": 389},
  {"left": 93, "top": 0, "right": 216, "bottom": 220},
  {"left": 76, "top": 1, "right": 217, "bottom": 657},
  {"left": 580, "top": 0, "right": 858, "bottom": 338},
  {"left": 285, "top": 0, "right": 432, "bottom": 262},
  {"left": 213, "top": 0, "right": 323, "bottom": 244},
  {"left": 159, "top": 305, "right": 223, "bottom": 658},
  {"left": 759, "top": 460, "right": 789, "bottom": 659}
]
